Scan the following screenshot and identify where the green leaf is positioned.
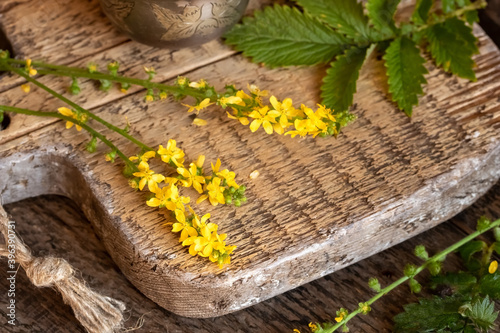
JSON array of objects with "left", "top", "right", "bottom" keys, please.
[
  {"left": 430, "top": 272, "right": 477, "bottom": 292},
  {"left": 459, "top": 240, "right": 486, "bottom": 262},
  {"left": 442, "top": 0, "right": 456, "bottom": 13},
  {"left": 494, "top": 241, "right": 500, "bottom": 255},
  {"left": 296, "top": 0, "right": 374, "bottom": 43},
  {"left": 383, "top": 36, "right": 428, "bottom": 116},
  {"left": 394, "top": 295, "right": 469, "bottom": 332},
  {"left": 321, "top": 46, "right": 367, "bottom": 112},
  {"left": 425, "top": 17, "right": 478, "bottom": 81},
  {"left": 465, "top": 10, "right": 479, "bottom": 25},
  {"left": 411, "top": 0, "right": 433, "bottom": 24},
  {"left": 224, "top": 5, "right": 349, "bottom": 67},
  {"left": 479, "top": 271, "right": 500, "bottom": 299},
  {"left": 465, "top": 296, "right": 498, "bottom": 332},
  {"left": 366, "top": 0, "right": 400, "bottom": 37}
]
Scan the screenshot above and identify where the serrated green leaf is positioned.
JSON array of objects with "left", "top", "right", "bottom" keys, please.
[
  {"left": 465, "top": 10, "right": 479, "bottom": 25},
  {"left": 366, "top": 0, "right": 400, "bottom": 37},
  {"left": 321, "top": 46, "right": 367, "bottom": 112},
  {"left": 442, "top": 0, "right": 456, "bottom": 13},
  {"left": 394, "top": 295, "right": 469, "bottom": 332},
  {"left": 383, "top": 36, "right": 428, "bottom": 116},
  {"left": 465, "top": 296, "right": 498, "bottom": 332},
  {"left": 425, "top": 17, "right": 478, "bottom": 80},
  {"left": 411, "top": 0, "right": 433, "bottom": 24},
  {"left": 224, "top": 5, "right": 350, "bottom": 67},
  {"left": 296, "top": 0, "right": 375, "bottom": 43},
  {"left": 479, "top": 271, "right": 500, "bottom": 299},
  {"left": 459, "top": 240, "right": 486, "bottom": 262},
  {"left": 430, "top": 272, "right": 477, "bottom": 292}
]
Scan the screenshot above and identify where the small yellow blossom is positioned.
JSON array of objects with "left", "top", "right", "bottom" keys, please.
[
  {"left": 157, "top": 140, "right": 185, "bottom": 167},
  {"left": 269, "top": 96, "right": 293, "bottom": 129},
  {"left": 197, "top": 176, "right": 225, "bottom": 206},
  {"left": 58, "top": 107, "right": 88, "bottom": 131},
  {"left": 87, "top": 63, "right": 98, "bottom": 73},
  {"left": 218, "top": 96, "right": 243, "bottom": 108},
  {"left": 217, "top": 169, "right": 239, "bottom": 188},
  {"left": 21, "top": 84, "right": 30, "bottom": 93},
  {"left": 143, "top": 66, "right": 155, "bottom": 74},
  {"left": 133, "top": 161, "right": 165, "bottom": 192},
  {"left": 172, "top": 209, "right": 198, "bottom": 242},
  {"left": 248, "top": 84, "right": 268, "bottom": 97},
  {"left": 308, "top": 323, "right": 318, "bottom": 332},
  {"left": 129, "top": 150, "right": 156, "bottom": 163},
  {"left": 293, "top": 329, "right": 301, "bottom": 333},
  {"left": 183, "top": 98, "right": 214, "bottom": 114},
  {"left": 489, "top": 260, "right": 498, "bottom": 274},
  {"left": 159, "top": 91, "right": 168, "bottom": 100},
  {"left": 227, "top": 111, "right": 250, "bottom": 126},
  {"left": 285, "top": 119, "right": 317, "bottom": 138},
  {"left": 248, "top": 106, "right": 280, "bottom": 134},
  {"left": 176, "top": 76, "right": 188, "bottom": 87},
  {"left": 193, "top": 118, "right": 207, "bottom": 126},
  {"left": 25, "top": 58, "right": 37, "bottom": 76},
  {"left": 177, "top": 163, "right": 205, "bottom": 194},
  {"left": 146, "top": 183, "right": 189, "bottom": 211},
  {"left": 145, "top": 94, "right": 154, "bottom": 102},
  {"left": 189, "top": 79, "right": 207, "bottom": 89}
]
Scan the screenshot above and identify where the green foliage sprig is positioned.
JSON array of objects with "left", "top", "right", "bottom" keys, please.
[
  {"left": 224, "top": 0, "right": 486, "bottom": 117},
  {"left": 302, "top": 217, "right": 500, "bottom": 333}
]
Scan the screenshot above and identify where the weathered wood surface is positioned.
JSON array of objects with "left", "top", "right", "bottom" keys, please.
[
  {"left": 1, "top": 182, "right": 499, "bottom": 332},
  {"left": 0, "top": 0, "right": 500, "bottom": 318}
]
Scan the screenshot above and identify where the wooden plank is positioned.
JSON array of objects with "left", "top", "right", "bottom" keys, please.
[
  {"left": 1, "top": 181, "right": 498, "bottom": 332},
  {"left": 0, "top": 0, "right": 274, "bottom": 143},
  {"left": 0, "top": 20, "right": 499, "bottom": 317}
]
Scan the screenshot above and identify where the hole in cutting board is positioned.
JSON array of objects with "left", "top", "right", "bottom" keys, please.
[
  {"left": 0, "top": 113, "right": 11, "bottom": 131},
  {"left": 0, "top": 27, "right": 14, "bottom": 76}
]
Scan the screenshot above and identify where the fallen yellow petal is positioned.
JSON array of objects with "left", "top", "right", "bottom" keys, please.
[{"left": 193, "top": 118, "right": 207, "bottom": 126}]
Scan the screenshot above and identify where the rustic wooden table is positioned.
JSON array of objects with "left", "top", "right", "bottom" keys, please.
[{"left": 1, "top": 0, "right": 500, "bottom": 328}]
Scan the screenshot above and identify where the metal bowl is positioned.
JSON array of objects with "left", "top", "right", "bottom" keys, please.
[{"left": 100, "top": 0, "right": 249, "bottom": 48}]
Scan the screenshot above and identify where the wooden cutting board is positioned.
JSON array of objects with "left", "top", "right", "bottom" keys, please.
[{"left": 1, "top": 0, "right": 499, "bottom": 318}]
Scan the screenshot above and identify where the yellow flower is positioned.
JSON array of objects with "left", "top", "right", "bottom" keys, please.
[
  {"left": 188, "top": 206, "right": 211, "bottom": 229},
  {"left": 87, "top": 63, "right": 98, "bottom": 73},
  {"left": 194, "top": 226, "right": 222, "bottom": 258},
  {"left": 227, "top": 111, "right": 250, "bottom": 126},
  {"left": 211, "top": 158, "right": 222, "bottom": 174},
  {"left": 182, "top": 98, "right": 214, "bottom": 114},
  {"left": 218, "top": 96, "right": 243, "bottom": 108},
  {"left": 177, "top": 163, "right": 205, "bottom": 193},
  {"left": 189, "top": 79, "right": 207, "bottom": 89},
  {"left": 172, "top": 209, "right": 198, "bottom": 242},
  {"left": 269, "top": 95, "right": 293, "bottom": 129},
  {"left": 308, "top": 323, "right": 318, "bottom": 332},
  {"left": 21, "top": 84, "right": 30, "bottom": 93},
  {"left": 248, "top": 106, "right": 280, "bottom": 134},
  {"left": 157, "top": 140, "right": 185, "bottom": 167},
  {"left": 143, "top": 66, "right": 155, "bottom": 74},
  {"left": 489, "top": 260, "right": 498, "bottom": 274},
  {"left": 198, "top": 176, "right": 225, "bottom": 206},
  {"left": 25, "top": 58, "right": 37, "bottom": 76},
  {"left": 193, "top": 118, "right": 207, "bottom": 126},
  {"left": 195, "top": 155, "right": 205, "bottom": 169},
  {"left": 148, "top": 183, "right": 189, "bottom": 211},
  {"left": 285, "top": 119, "right": 317, "bottom": 138},
  {"left": 217, "top": 169, "right": 239, "bottom": 189},
  {"left": 133, "top": 161, "right": 165, "bottom": 192},
  {"left": 129, "top": 150, "right": 156, "bottom": 163},
  {"left": 120, "top": 88, "right": 128, "bottom": 94},
  {"left": 248, "top": 84, "right": 268, "bottom": 97},
  {"left": 145, "top": 94, "right": 154, "bottom": 102},
  {"left": 181, "top": 232, "right": 200, "bottom": 256},
  {"left": 57, "top": 107, "right": 88, "bottom": 131},
  {"left": 176, "top": 76, "right": 188, "bottom": 87},
  {"left": 159, "top": 91, "right": 168, "bottom": 100}
]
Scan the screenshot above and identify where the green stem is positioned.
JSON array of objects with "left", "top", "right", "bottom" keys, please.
[
  {"left": 324, "top": 218, "right": 500, "bottom": 333},
  {"left": 0, "top": 105, "right": 138, "bottom": 172},
  {"left": 414, "top": 0, "right": 487, "bottom": 32},
  {"left": 3, "top": 58, "right": 208, "bottom": 101},
  {"left": 8, "top": 65, "right": 154, "bottom": 152}
]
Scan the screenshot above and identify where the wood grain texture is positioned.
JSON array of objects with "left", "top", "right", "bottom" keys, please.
[
  {"left": 0, "top": 0, "right": 500, "bottom": 318},
  {"left": 0, "top": 182, "right": 499, "bottom": 332}
]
